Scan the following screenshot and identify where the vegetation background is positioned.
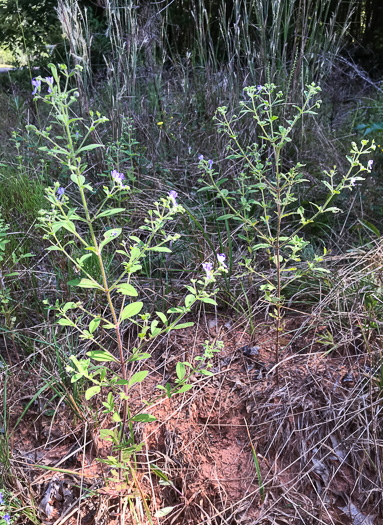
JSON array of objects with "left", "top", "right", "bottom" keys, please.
[{"left": 0, "top": 1, "right": 383, "bottom": 524}]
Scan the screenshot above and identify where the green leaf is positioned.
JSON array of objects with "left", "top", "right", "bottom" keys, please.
[
  {"left": 85, "top": 385, "right": 100, "bottom": 400},
  {"left": 62, "top": 302, "right": 78, "bottom": 313},
  {"left": 200, "top": 297, "right": 217, "bottom": 305},
  {"left": 128, "top": 352, "right": 151, "bottom": 362},
  {"left": 313, "top": 267, "right": 331, "bottom": 273},
  {"left": 325, "top": 207, "right": 341, "bottom": 214},
  {"left": 156, "top": 311, "right": 168, "bottom": 325},
  {"left": 130, "top": 235, "right": 141, "bottom": 243},
  {"left": 358, "top": 219, "right": 380, "bottom": 236},
  {"left": 67, "top": 279, "right": 81, "bottom": 287},
  {"left": 321, "top": 180, "right": 333, "bottom": 191},
  {"left": 217, "top": 214, "right": 235, "bottom": 220},
  {"left": 68, "top": 278, "right": 103, "bottom": 290},
  {"left": 89, "top": 317, "right": 101, "bottom": 334},
  {"left": 103, "top": 322, "right": 116, "bottom": 329},
  {"left": 149, "top": 246, "right": 172, "bottom": 253},
  {"left": 52, "top": 220, "right": 77, "bottom": 234},
  {"left": 200, "top": 369, "right": 214, "bottom": 376},
  {"left": 96, "top": 208, "right": 125, "bottom": 219},
  {"left": 176, "top": 362, "right": 186, "bottom": 381},
  {"left": 130, "top": 246, "right": 141, "bottom": 260},
  {"left": 197, "top": 185, "right": 215, "bottom": 193},
  {"left": 57, "top": 318, "right": 74, "bottom": 326},
  {"left": 86, "top": 350, "right": 118, "bottom": 362},
  {"left": 78, "top": 253, "right": 93, "bottom": 265},
  {"left": 71, "top": 373, "right": 83, "bottom": 383},
  {"left": 100, "top": 228, "right": 122, "bottom": 251},
  {"left": 77, "top": 278, "right": 103, "bottom": 290},
  {"left": 150, "top": 320, "right": 161, "bottom": 336},
  {"left": 175, "top": 384, "right": 193, "bottom": 394},
  {"left": 128, "top": 263, "right": 142, "bottom": 274},
  {"left": 171, "top": 322, "right": 194, "bottom": 330},
  {"left": 129, "top": 370, "right": 149, "bottom": 387},
  {"left": 112, "top": 412, "right": 122, "bottom": 422},
  {"left": 116, "top": 283, "right": 138, "bottom": 297},
  {"left": 252, "top": 243, "right": 270, "bottom": 251},
  {"left": 121, "top": 301, "right": 143, "bottom": 320},
  {"left": 154, "top": 507, "right": 174, "bottom": 518},
  {"left": 100, "top": 428, "right": 117, "bottom": 443},
  {"left": 150, "top": 465, "right": 170, "bottom": 483},
  {"left": 131, "top": 414, "right": 157, "bottom": 423},
  {"left": 185, "top": 294, "right": 195, "bottom": 307},
  {"left": 167, "top": 307, "right": 184, "bottom": 314},
  {"left": 76, "top": 143, "right": 104, "bottom": 154}
]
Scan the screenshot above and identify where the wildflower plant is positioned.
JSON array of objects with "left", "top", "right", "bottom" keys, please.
[
  {"left": 27, "top": 64, "right": 225, "bottom": 522},
  {"left": 199, "top": 83, "right": 375, "bottom": 376},
  {"left": 0, "top": 491, "right": 11, "bottom": 525}
]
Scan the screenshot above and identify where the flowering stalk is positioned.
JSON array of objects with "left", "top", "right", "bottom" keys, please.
[
  {"left": 29, "top": 63, "right": 225, "bottom": 525},
  {"left": 200, "top": 83, "right": 375, "bottom": 381}
]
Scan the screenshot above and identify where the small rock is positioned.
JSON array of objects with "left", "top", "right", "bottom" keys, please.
[
  {"left": 208, "top": 318, "right": 218, "bottom": 330},
  {"left": 240, "top": 345, "right": 260, "bottom": 357}
]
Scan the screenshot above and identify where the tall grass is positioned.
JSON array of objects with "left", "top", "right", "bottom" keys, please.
[{"left": 56, "top": 0, "right": 357, "bottom": 125}]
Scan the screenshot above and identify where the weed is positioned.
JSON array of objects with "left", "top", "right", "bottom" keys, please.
[
  {"left": 27, "top": 64, "right": 227, "bottom": 524},
  {"left": 199, "top": 83, "right": 375, "bottom": 379}
]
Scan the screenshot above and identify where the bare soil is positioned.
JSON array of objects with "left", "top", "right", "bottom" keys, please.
[{"left": 2, "top": 314, "right": 382, "bottom": 524}]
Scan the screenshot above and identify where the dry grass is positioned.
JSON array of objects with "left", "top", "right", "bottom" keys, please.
[{"left": 2, "top": 238, "right": 383, "bottom": 523}]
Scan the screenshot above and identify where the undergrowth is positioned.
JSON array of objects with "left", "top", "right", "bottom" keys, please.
[{"left": 0, "top": 2, "right": 383, "bottom": 524}]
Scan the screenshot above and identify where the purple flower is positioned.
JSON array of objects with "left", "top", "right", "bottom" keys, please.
[
  {"left": 31, "top": 78, "right": 41, "bottom": 95},
  {"left": 57, "top": 187, "right": 65, "bottom": 199},
  {"left": 198, "top": 155, "right": 204, "bottom": 161},
  {"left": 169, "top": 190, "right": 178, "bottom": 207},
  {"left": 2, "top": 514, "right": 10, "bottom": 525},
  {"left": 45, "top": 76, "right": 54, "bottom": 93},
  {"left": 208, "top": 159, "right": 213, "bottom": 170},
  {"left": 217, "top": 253, "right": 227, "bottom": 268},
  {"left": 257, "top": 85, "right": 263, "bottom": 92},
  {"left": 368, "top": 160, "right": 373, "bottom": 170},
  {"left": 350, "top": 177, "right": 356, "bottom": 187},
  {"left": 202, "top": 262, "right": 213, "bottom": 281},
  {"left": 0, "top": 492, "right": 3, "bottom": 505},
  {"left": 111, "top": 169, "right": 125, "bottom": 187}
]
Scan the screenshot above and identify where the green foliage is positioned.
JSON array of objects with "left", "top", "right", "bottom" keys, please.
[
  {"left": 29, "top": 64, "right": 225, "bottom": 519},
  {"left": 199, "top": 82, "right": 375, "bottom": 372},
  {"left": 0, "top": 0, "right": 60, "bottom": 64}
]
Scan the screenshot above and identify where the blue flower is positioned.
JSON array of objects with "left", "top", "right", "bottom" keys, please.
[
  {"left": 0, "top": 492, "right": 3, "bottom": 505},
  {"left": 368, "top": 159, "right": 373, "bottom": 170},
  {"left": 111, "top": 169, "right": 125, "bottom": 187},
  {"left": 198, "top": 155, "right": 204, "bottom": 161},
  {"left": 169, "top": 190, "right": 178, "bottom": 207},
  {"left": 202, "top": 262, "right": 213, "bottom": 281},
  {"left": 2, "top": 513, "right": 10, "bottom": 525},
  {"left": 208, "top": 159, "right": 213, "bottom": 170},
  {"left": 217, "top": 253, "right": 227, "bottom": 268},
  {"left": 45, "top": 76, "right": 54, "bottom": 93},
  {"left": 31, "top": 78, "right": 41, "bottom": 95},
  {"left": 57, "top": 187, "right": 65, "bottom": 199}
]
